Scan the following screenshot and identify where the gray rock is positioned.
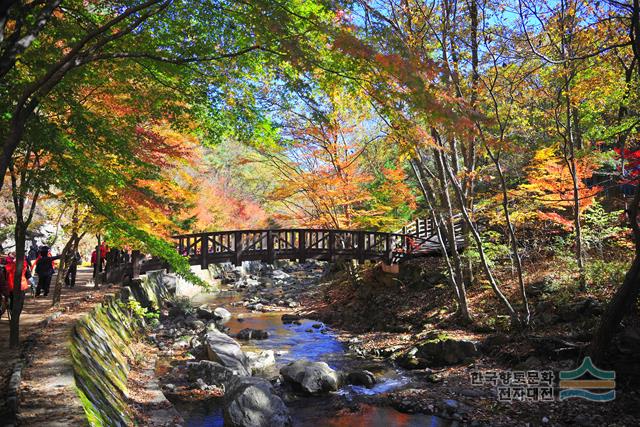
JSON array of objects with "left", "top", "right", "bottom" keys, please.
[
  {"left": 272, "top": 270, "right": 290, "bottom": 280},
  {"left": 186, "top": 319, "right": 205, "bottom": 331},
  {"left": 237, "top": 328, "right": 269, "bottom": 340},
  {"left": 246, "top": 350, "right": 276, "bottom": 373},
  {"left": 206, "top": 321, "right": 221, "bottom": 332},
  {"left": 187, "top": 360, "right": 236, "bottom": 388},
  {"left": 224, "top": 377, "right": 291, "bottom": 427},
  {"left": 345, "top": 370, "right": 376, "bottom": 388},
  {"left": 415, "top": 337, "right": 478, "bottom": 366},
  {"left": 280, "top": 360, "right": 339, "bottom": 394},
  {"left": 214, "top": 307, "right": 232, "bottom": 323},
  {"left": 190, "top": 336, "right": 202, "bottom": 349},
  {"left": 205, "top": 329, "right": 251, "bottom": 376}
]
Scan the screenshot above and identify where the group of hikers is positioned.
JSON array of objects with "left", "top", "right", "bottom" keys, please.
[{"left": 0, "top": 244, "right": 86, "bottom": 319}]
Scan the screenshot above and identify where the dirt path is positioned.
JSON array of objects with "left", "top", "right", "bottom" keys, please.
[{"left": 0, "top": 268, "right": 119, "bottom": 426}]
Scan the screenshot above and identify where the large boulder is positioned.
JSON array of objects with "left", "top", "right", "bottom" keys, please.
[
  {"left": 246, "top": 350, "right": 276, "bottom": 374},
  {"left": 205, "top": 329, "right": 251, "bottom": 376},
  {"left": 224, "top": 377, "right": 291, "bottom": 427},
  {"left": 186, "top": 360, "right": 236, "bottom": 388},
  {"left": 237, "top": 328, "right": 269, "bottom": 340},
  {"left": 415, "top": 336, "right": 478, "bottom": 366},
  {"left": 280, "top": 360, "right": 339, "bottom": 394}
]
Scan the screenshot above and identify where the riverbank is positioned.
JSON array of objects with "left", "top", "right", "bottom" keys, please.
[
  {"left": 301, "top": 259, "right": 640, "bottom": 426},
  {"left": 151, "top": 258, "right": 640, "bottom": 426}
]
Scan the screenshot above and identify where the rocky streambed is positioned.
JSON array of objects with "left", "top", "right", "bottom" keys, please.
[{"left": 151, "top": 261, "right": 457, "bottom": 426}]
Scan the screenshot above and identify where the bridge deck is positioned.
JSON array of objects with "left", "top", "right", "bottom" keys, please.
[{"left": 140, "top": 218, "right": 465, "bottom": 273}]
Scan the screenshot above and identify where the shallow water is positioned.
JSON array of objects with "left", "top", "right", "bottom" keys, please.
[{"left": 172, "top": 291, "right": 453, "bottom": 427}]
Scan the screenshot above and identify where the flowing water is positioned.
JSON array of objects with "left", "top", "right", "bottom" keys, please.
[{"left": 167, "top": 290, "right": 454, "bottom": 427}]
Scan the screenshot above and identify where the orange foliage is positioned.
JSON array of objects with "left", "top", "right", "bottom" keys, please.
[{"left": 514, "top": 147, "right": 601, "bottom": 229}]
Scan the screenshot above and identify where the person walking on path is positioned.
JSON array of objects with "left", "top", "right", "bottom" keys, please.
[
  {"left": 65, "top": 251, "right": 81, "bottom": 288},
  {"left": 5, "top": 252, "right": 32, "bottom": 313},
  {"left": 33, "top": 247, "right": 60, "bottom": 297}
]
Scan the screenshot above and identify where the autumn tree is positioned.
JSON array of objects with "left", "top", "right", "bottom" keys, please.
[
  {"left": 0, "top": 0, "right": 341, "bottom": 195},
  {"left": 263, "top": 86, "right": 415, "bottom": 231}
]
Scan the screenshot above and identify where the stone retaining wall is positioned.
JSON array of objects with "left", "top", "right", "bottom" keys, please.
[{"left": 71, "top": 270, "right": 179, "bottom": 426}]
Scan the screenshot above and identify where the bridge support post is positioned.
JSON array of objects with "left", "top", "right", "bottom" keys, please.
[
  {"left": 298, "top": 230, "right": 306, "bottom": 263},
  {"left": 357, "top": 231, "right": 365, "bottom": 264},
  {"left": 234, "top": 231, "right": 242, "bottom": 266},
  {"left": 386, "top": 234, "right": 393, "bottom": 264},
  {"left": 266, "top": 230, "right": 275, "bottom": 264},
  {"left": 201, "top": 235, "right": 208, "bottom": 269},
  {"left": 328, "top": 230, "right": 335, "bottom": 262}
]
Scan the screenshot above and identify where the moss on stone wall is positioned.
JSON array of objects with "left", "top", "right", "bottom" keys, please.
[{"left": 71, "top": 271, "right": 176, "bottom": 426}]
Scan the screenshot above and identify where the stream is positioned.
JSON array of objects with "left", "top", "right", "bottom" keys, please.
[{"left": 163, "top": 289, "right": 455, "bottom": 427}]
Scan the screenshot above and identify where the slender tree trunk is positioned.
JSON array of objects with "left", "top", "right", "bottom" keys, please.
[
  {"left": 441, "top": 143, "right": 520, "bottom": 324},
  {"left": 410, "top": 159, "right": 471, "bottom": 321},
  {"left": 51, "top": 234, "right": 75, "bottom": 306},
  {"left": 566, "top": 97, "right": 586, "bottom": 290},
  {"left": 9, "top": 222, "right": 26, "bottom": 347},
  {"left": 488, "top": 147, "right": 530, "bottom": 324},
  {"left": 428, "top": 140, "right": 471, "bottom": 322},
  {"left": 51, "top": 204, "right": 81, "bottom": 305}
]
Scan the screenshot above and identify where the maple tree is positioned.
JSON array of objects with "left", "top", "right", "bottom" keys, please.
[{"left": 264, "top": 86, "right": 415, "bottom": 231}]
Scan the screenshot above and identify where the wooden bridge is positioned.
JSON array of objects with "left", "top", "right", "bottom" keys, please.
[{"left": 139, "top": 217, "right": 464, "bottom": 273}]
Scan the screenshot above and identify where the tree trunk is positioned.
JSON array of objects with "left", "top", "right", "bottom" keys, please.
[
  {"left": 9, "top": 222, "right": 27, "bottom": 348},
  {"left": 590, "top": 255, "right": 640, "bottom": 364},
  {"left": 51, "top": 234, "right": 76, "bottom": 306},
  {"left": 410, "top": 159, "right": 471, "bottom": 321},
  {"left": 429, "top": 142, "right": 471, "bottom": 322},
  {"left": 590, "top": 181, "right": 640, "bottom": 362},
  {"left": 441, "top": 143, "right": 520, "bottom": 325},
  {"left": 488, "top": 147, "right": 530, "bottom": 324}
]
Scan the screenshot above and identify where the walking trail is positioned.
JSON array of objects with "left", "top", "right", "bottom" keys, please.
[{"left": 0, "top": 268, "right": 118, "bottom": 426}]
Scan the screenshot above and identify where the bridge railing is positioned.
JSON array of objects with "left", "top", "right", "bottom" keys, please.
[
  {"left": 136, "top": 218, "right": 467, "bottom": 274},
  {"left": 171, "top": 228, "right": 426, "bottom": 267}
]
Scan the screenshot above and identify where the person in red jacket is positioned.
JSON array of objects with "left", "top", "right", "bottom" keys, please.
[
  {"left": 5, "top": 253, "right": 31, "bottom": 313},
  {"left": 100, "top": 242, "right": 108, "bottom": 261},
  {"left": 91, "top": 250, "right": 97, "bottom": 278}
]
